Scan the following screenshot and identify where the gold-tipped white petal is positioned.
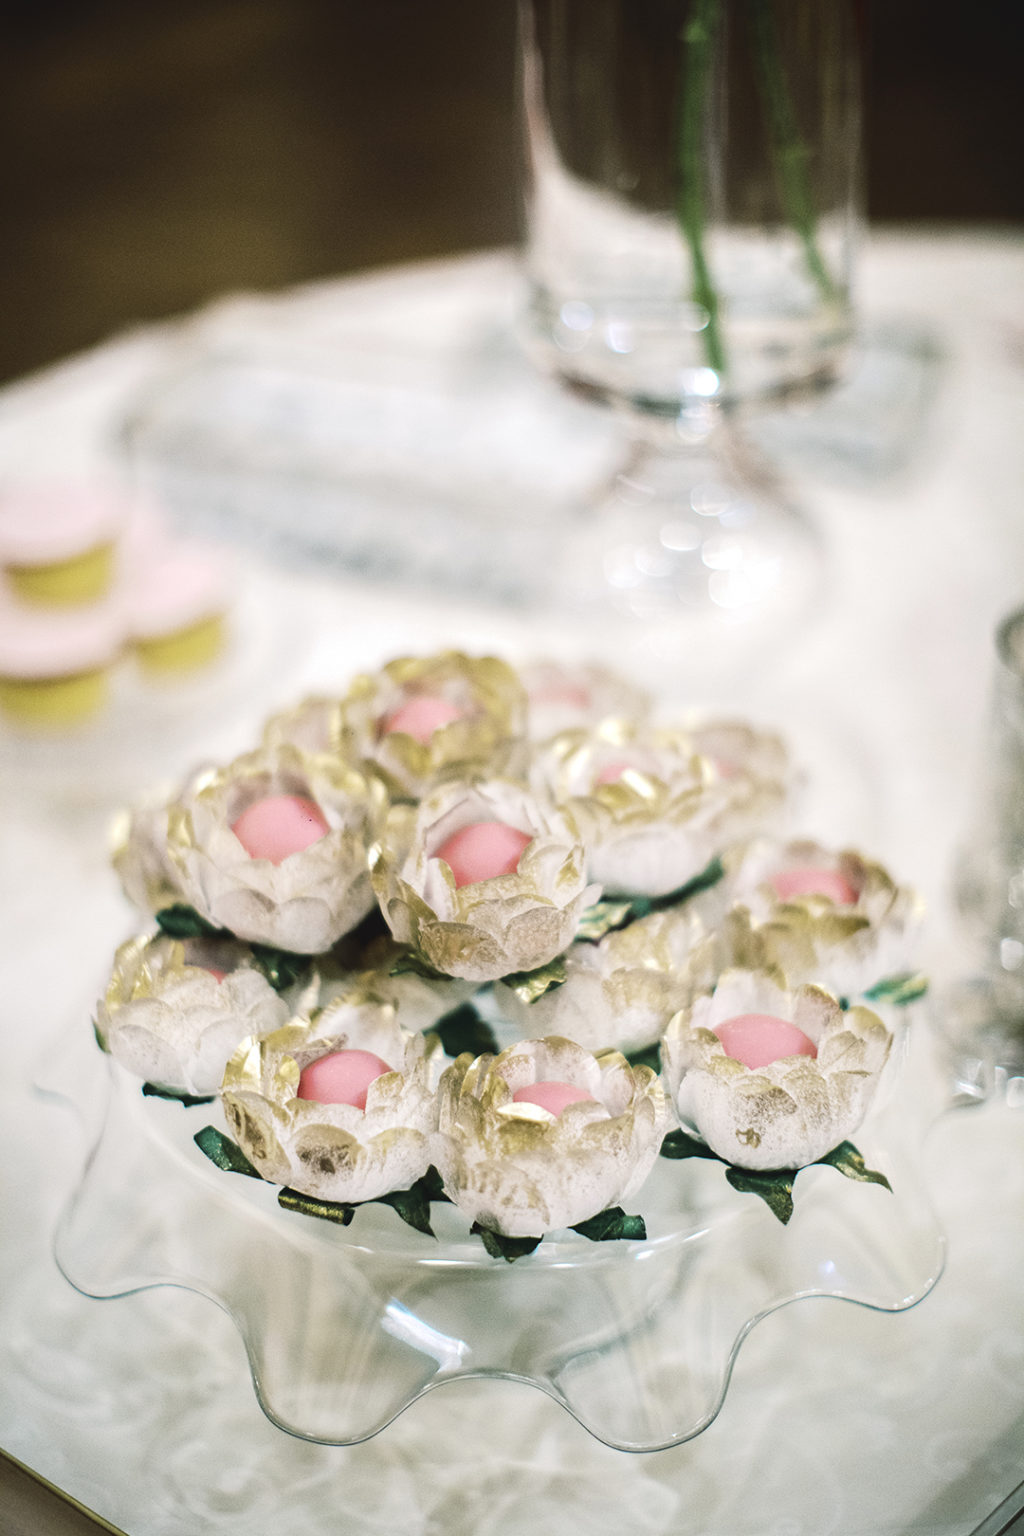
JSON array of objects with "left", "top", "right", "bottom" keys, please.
[
  {"left": 328, "top": 650, "right": 528, "bottom": 800},
  {"left": 661, "top": 969, "right": 892, "bottom": 1170},
  {"left": 371, "top": 777, "right": 597, "bottom": 983},
  {"left": 532, "top": 720, "right": 787, "bottom": 897},
  {"left": 96, "top": 932, "right": 289, "bottom": 1095},
  {"left": 431, "top": 1037, "right": 667, "bottom": 1236},
  {"left": 166, "top": 744, "right": 386, "bottom": 953},
  {"left": 494, "top": 904, "right": 703, "bottom": 1054},
  {"left": 220, "top": 1007, "right": 444, "bottom": 1204}
]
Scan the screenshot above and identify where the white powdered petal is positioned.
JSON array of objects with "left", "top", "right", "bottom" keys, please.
[
  {"left": 220, "top": 1011, "right": 443, "bottom": 1205},
  {"left": 662, "top": 971, "right": 893, "bottom": 1170},
  {"left": 432, "top": 1037, "right": 667, "bottom": 1237},
  {"left": 371, "top": 778, "right": 595, "bottom": 983}
]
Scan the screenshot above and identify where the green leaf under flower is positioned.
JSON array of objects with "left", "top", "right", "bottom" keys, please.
[
  {"left": 249, "top": 943, "right": 311, "bottom": 994},
  {"left": 817, "top": 1141, "right": 892, "bottom": 1191},
  {"left": 578, "top": 856, "right": 725, "bottom": 943},
  {"left": 659, "top": 1130, "right": 892, "bottom": 1224},
  {"left": 724, "top": 1165, "right": 795, "bottom": 1224},
  {"left": 155, "top": 904, "right": 223, "bottom": 939},
  {"left": 571, "top": 1206, "right": 647, "bottom": 1243},
  {"left": 278, "top": 1167, "right": 447, "bottom": 1237},
  {"left": 574, "top": 898, "right": 637, "bottom": 943},
  {"left": 500, "top": 955, "right": 568, "bottom": 1004},
  {"left": 863, "top": 972, "right": 929, "bottom": 1007},
  {"left": 470, "top": 1223, "right": 542, "bottom": 1263},
  {"left": 193, "top": 1124, "right": 262, "bottom": 1178},
  {"left": 389, "top": 949, "right": 448, "bottom": 982},
  {"left": 659, "top": 1127, "right": 723, "bottom": 1161},
  {"left": 432, "top": 1002, "right": 499, "bottom": 1059},
  {"left": 143, "top": 1081, "right": 215, "bottom": 1107}
]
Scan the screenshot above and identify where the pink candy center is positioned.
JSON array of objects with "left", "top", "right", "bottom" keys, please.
[
  {"left": 713, "top": 1013, "right": 818, "bottom": 1070},
  {"left": 595, "top": 759, "right": 640, "bottom": 785},
  {"left": 381, "top": 694, "right": 463, "bottom": 744},
  {"left": 512, "top": 1080, "right": 595, "bottom": 1116},
  {"left": 772, "top": 866, "right": 858, "bottom": 905},
  {"left": 231, "top": 795, "right": 330, "bottom": 865},
  {"left": 435, "top": 821, "right": 532, "bottom": 887},
  {"left": 296, "top": 1049, "right": 393, "bottom": 1109}
]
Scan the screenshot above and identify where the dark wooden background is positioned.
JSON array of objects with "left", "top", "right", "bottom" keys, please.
[{"left": 0, "top": 0, "right": 1021, "bottom": 385}]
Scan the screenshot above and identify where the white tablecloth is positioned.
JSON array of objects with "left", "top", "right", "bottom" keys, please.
[{"left": 1, "top": 230, "right": 1023, "bottom": 1534}]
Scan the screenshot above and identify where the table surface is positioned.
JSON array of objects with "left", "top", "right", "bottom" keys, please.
[{"left": 1, "top": 229, "right": 1023, "bottom": 1536}]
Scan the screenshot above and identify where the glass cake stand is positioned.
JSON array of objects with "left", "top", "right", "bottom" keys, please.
[{"left": 49, "top": 1007, "right": 945, "bottom": 1455}]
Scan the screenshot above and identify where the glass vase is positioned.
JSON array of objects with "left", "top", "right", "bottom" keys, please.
[{"left": 519, "top": 0, "right": 863, "bottom": 666}]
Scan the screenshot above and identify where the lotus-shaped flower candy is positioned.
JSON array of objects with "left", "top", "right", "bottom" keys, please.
[
  {"left": 493, "top": 904, "right": 703, "bottom": 1055},
  {"left": 95, "top": 932, "right": 290, "bottom": 1096},
  {"left": 261, "top": 694, "right": 345, "bottom": 758},
  {"left": 330, "top": 650, "right": 528, "bottom": 801},
  {"left": 432, "top": 1036, "right": 666, "bottom": 1237},
  {"left": 520, "top": 658, "right": 651, "bottom": 742},
  {"left": 112, "top": 766, "right": 211, "bottom": 916},
  {"left": 723, "top": 838, "right": 924, "bottom": 1001},
  {"left": 371, "top": 778, "right": 597, "bottom": 983},
  {"left": 163, "top": 744, "right": 387, "bottom": 953},
  {"left": 313, "top": 935, "right": 478, "bottom": 1034},
  {"left": 661, "top": 970, "right": 892, "bottom": 1171},
  {"left": 220, "top": 1005, "right": 444, "bottom": 1205},
  {"left": 532, "top": 720, "right": 785, "bottom": 898}
]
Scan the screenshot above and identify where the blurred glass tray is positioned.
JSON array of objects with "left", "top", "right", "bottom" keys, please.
[{"left": 118, "top": 257, "right": 942, "bottom": 611}]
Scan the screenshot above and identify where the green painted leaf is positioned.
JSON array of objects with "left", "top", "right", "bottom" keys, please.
[
  {"left": 143, "top": 1081, "right": 215, "bottom": 1107},
  {"left": 575, "top": 897, "right": 641, "bottom": 943},
  {"left": 649, "top": 854, "right": 725, "bottom": 912},
  {"left": 863, "top": 971, "right": 928, "bottom": 1007},
  {"left": 659, "top": 1128, "right": 723, "bottom": 1162},
  {"left": 725, "top": 1165, "right": 795, "bottom": 1224},
  {"left": 626, "top": 1042, "right": 662, "bottom": 1074},
  {"left": 278, "top": 1187, "right": 355, "bottom": 1226},
  {"left": 817, "top": 1140, "right": 892, "bottom": 1192},
  {"left": 389, "top": 950, "right": 448, "bottom": 981},
  {"left": 193, "top": 1125, "right": 262, "bottom": 1179},
  {"left": 571, "top": 1206, "right": 647, "bottom": 1243},
  {"left": 500, "top": 956, "right": 568, "bottom": 1004},
  {"left": 579, "top": 857, "right": 726, "bottom": 943},
  {"left": 433, "top": 1002, "right": 498, "bottom": 1059},
  {"left": 376, "top": 1182, "right": 436, "bottom": 1237},
  {"left": 470, "top": 1223, "right": 543, "bottom": 1262},
  {"left": 419, "top": 1164, "right": 450, "bottom": 1204},
  {"left": 249, "top": 943, "right": 310, "bottom": 994},
  {"left": 155, "top": 904, "right": 222, "bottom": 939}
]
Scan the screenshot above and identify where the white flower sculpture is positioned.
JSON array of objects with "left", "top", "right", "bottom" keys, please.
[
  {"left": 329, "top": 650, "right": 529, "bottom": 801},
  {"left": 95, "top": 932, "right": 290, "bottom": 1096},
  {"left": 519, "top": 658, "right": 651, "bottom": 742},
  {"left": 313, "top": 935, "right": 478, "bottom": 1034},
  {"left": 220, "top": 1005, "right": 443, "bottom": 1205},
  {"left": 532, "top": 720, "right": 786, "bottom": 897},
  {"left": 432, "top": 1036, "right": 667, "bottom": 1237},
  {"left": 370, "top": 777, "right": 598, "bottom": 983},
  {"left": 161, "top": 744, "right": 387, "bottom": 954},
  {"left": 722, "top": 838, "right": 924, "bottom": 1001},
  {"left": 661, "top": 970, "right": 892, "bottom": 1171},
  {"left": 493, "top": 904, "right": 703, "bottom": 1055}
]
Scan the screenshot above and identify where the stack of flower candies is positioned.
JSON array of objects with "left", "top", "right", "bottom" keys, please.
[{"left": 97, "top": 651, "right": 924, "bottom": 1258}]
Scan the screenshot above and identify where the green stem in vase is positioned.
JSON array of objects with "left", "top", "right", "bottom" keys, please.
[
  {"left": 744, "top": 0, "right": 837, "bottom": 300},
  {"left": 676, "top": 0, "right": 727, "bottom": 375}
]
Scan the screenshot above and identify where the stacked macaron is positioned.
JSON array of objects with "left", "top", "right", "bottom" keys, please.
[{"left": 0, "top": 481, "right": 232, "bottom": 727}]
